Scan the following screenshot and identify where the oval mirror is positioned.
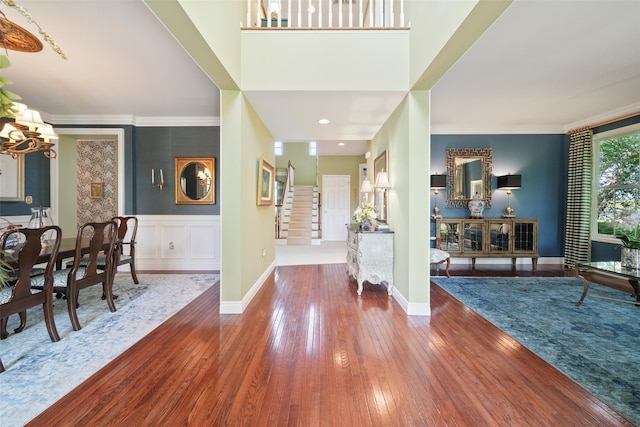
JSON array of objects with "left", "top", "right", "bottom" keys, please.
[{"left": 175, "top": 157, "right": 215, "bottom": 205}]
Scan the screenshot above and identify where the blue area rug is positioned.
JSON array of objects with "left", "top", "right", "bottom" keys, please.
[
  {"left": 0, "top": 273, "right": 218, "bottom": 427},
  {"left": 432, "top": 276, "right": 640, "bottom": 426}
]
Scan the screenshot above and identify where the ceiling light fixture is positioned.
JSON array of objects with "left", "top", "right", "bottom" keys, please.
[
  {"left": 318, "top": 118, "right": 330, "bottom": 125},
  {"left": 0, "top": 102, "right": 58, "bottom": 158}
]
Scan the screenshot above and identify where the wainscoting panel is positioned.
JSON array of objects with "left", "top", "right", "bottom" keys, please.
[{"left": 135, "top": 215, "right": 220, "bottom": 271}]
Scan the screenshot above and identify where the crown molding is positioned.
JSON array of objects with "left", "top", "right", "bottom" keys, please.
[
  {"left": 50, "top": 115, "right": 220, "bottom": 127},
  {"left": 563, "top": 103, "right": 640, "bottom": 133},
  {"left": 431, "top": 125, "right": 565, "bottom": 135}
]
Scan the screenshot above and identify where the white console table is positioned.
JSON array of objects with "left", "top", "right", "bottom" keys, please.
[{"left": 346, "top": 226, "right": 394, "bottom": 296}]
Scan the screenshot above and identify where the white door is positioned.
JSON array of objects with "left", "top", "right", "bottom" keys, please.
[{"left": 322, "top": 175, "right": 351, "bottom": 241}]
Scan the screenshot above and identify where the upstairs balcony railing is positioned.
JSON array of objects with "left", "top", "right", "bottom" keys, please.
[{"left": 245, "top": 0, "right": 408, "bottom": 29}]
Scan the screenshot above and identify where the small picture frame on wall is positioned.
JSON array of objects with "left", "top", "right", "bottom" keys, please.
[
  {"left": 90, "top": 182, "right": 104, "bottom": 199},
  {"left": 257, "top": 158, "right": 274, "bottom": 206}
]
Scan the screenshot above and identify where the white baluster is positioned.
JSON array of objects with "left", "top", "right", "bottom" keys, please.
[
  {"left": 329, "top": 0, "right": 333, "bottom": 27},
  {"left": 349, "top": 0, "right": 353, "bottom": 28},
  {"left": 277, "top": 0, "right": 282, "bottom": 27},
  {"left": 339, "top": 0, "right": 343, "bottom": 27},
  {"left": 359, "top": 0, "right": 363, "bottom": 27},
  {"left": 369, "top": 0, "right": 374, "bottom": 27},
  {"left": 308, "top": 0, "right": 312, "bottom": 27},
  {"left": 318, "top": 0, "right": 322, "bottom": 28},
  {"left": 247, "top": 0, "right": 251, "bottom": 27},
  {"left": 298, "top": 0, "right": 302, "bottom": 27},
  {"left": 390, "top": 0, "right": 394, "bottom": 27},
  {"left": 400, "top": 0, "right": 404, "bottom": 27},
  {"left": 288, "top": 0, "right": 292, "bottom": 26}
]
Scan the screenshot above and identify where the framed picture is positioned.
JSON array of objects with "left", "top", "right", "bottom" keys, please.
[
  {"left": 0, "top": 155, "right": 25, "bottom": 201},
  {"left": 90, "top": 182, "right": 104, "bottom": 198},
  {"left": 257, "top": 158, "right": 275, "bottom": 206}
]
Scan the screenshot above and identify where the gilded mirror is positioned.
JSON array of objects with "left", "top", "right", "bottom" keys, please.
[
  {"left": 175, "top": 157, "right": 215, "bottom": 205},
  {"left": 374, "top": 150, "right": 388, "bottom": 222},
  {"left": 445, "top": 148, "right": 492, "bottom": 208}
]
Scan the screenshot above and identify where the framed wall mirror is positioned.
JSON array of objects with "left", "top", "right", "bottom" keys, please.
[
  {"left": 445, "top": 148, "right": 492, "bottom": 208},
  {"left": 374, "top": 150, "right": 388, "bottom": 222},
  {"left": 175, "top": 157, "right": 215, "bottom": 205}
]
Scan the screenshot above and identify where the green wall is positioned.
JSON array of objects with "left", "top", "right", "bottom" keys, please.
[
  {"left": 275, "top": 143, "right": 317, "bottom": 185},
  {"left": 318, "top": 155, "right": 365, "bottom": 215}
]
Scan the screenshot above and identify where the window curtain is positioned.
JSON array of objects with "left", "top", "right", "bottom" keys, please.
[{"left": 564, "top": 129, "right": 593, "bottom": 267}]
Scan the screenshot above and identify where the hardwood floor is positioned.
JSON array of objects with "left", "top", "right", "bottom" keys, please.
[{"left": 27, "top": 263, "right": 633, "bottom": 426}]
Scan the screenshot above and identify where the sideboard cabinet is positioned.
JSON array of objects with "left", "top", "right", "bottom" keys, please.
[
  {"left": 346, "top": 226, "right": 394, "bottom": 295},
  {"left": 435, "top": 218, "right": 538, "bottom": 271}
]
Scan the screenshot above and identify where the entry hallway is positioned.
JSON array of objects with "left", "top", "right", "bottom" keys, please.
[{"left": 27, "top": 261, "right": 630, "bottom": 426}]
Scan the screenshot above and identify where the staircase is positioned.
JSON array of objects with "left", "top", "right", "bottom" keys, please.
[{"left": 279, "top": 185, "right": 320, "bottom": 245}]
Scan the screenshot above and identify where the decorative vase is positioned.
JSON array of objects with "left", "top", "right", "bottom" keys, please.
[
  {"left": 621, "top": 247, "right": 640, "bottom": 270},
  {"left": 360, "top": 219, "right": 372, "bottom": 231},
  {"left": 468, "top": 193, "right": 485, "bottom": 219},
  {"left": 28, "top": 207, "right": 55, "bottom": 244}
]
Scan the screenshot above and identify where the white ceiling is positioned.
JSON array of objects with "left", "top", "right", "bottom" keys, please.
[{"left": 2, "top": 1, "right": 639, "bottom": 156}]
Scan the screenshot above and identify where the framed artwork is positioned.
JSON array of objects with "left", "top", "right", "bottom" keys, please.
[
  {"left": 0, "top": 154, "right": 25, "bottom": 201},
  {"left": 175, "top": 157, "right": 215, "bottom": 205},
  {"left": 257, "top": 158, "right": 274, "bottom": 206},
  {"left": 90, "top": 182, "right": 104, "bottom": 198}
]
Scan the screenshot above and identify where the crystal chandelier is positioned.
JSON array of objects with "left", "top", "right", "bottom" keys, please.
[{"left": 0, "top": 102, "right": 57, "bottom": 158}]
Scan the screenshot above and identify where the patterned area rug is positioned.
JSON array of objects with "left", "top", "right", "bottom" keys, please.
[
  {"left": 432, "top": 276, "right": 640, "bottom": 426},
  {"left": 0, "top": 273, "right": 219, "bottom": 427}
]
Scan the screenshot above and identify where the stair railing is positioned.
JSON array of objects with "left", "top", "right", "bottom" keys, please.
[{"left": 277, "top": 161, "right": 295, "bottom": 238}]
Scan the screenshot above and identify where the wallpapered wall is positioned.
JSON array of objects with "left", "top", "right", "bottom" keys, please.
[{"left": 76, "top": 140, "right": 117, "bottom": 228}]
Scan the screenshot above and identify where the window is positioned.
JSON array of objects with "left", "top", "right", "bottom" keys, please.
[
  {"left": 309, "top": 141, "right": 317, "bottom": 156},
  {"left": 592, "top": 124, "right": 640, "bottom": 242},
  {"left": 274, "top": 141, "right": 283, "bottom": 156}
]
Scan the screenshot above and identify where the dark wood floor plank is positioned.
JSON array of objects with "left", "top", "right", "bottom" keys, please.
[{"left": 24, "top": 263, "right": 634, "bottom": 427}]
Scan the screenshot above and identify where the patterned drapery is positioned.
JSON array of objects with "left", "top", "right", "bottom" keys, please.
[{"left": 564, "top": 129, "right": 593, "bottom": 267}]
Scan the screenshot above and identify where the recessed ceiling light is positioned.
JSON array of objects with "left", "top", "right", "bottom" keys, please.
[
  {"left": 318, "top": 118, "right": 330, "bottom": 125},
  {"left": 338, "top": 142, "right": 345, "bottom": 146}
]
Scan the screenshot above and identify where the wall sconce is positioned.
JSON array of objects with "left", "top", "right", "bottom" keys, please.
[
  {"left": 375, "top": 170, "right": 391, "bottom": 222},
  {"left": 152, "top": 168, "right": 164, "bottom": 190},
  {"left": 497, "top": 174, "right": 521, "bottom": 217},
  {"left": 360, "top": 178, "right": 373, "bottom": 202},
  {"left": 430, "top": 174, "right": 447, "bottom": 218}
]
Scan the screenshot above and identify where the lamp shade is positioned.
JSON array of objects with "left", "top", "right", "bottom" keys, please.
[
  {"left": 375, "top": 171, "right": 391, "bottom": 189},
  {"left": 497, "top": 174, "right": 522, "bottom": 189},
  {"left": 430, "top": 174, "right": 447, "bottom": 189},
  {"left": 360, "top": 178, "right": 373, "bottom": 193}
]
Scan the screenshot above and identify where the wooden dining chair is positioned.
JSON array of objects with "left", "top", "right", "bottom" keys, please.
[
  {"left": 33, "top": 221, "right": 118, "bottom": 331},
  {"left": 0, "top": 226, "right": 62, "bottom": 373},
  {"left": 79, "top": 216, "right": 139, "bottom": 284}
]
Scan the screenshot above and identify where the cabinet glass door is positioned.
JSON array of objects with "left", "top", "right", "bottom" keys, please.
[
  {"left": 463, "top": 221, "right": 484, "bottom": 252},
  {"left": 488, "top": 221, "right": 511, "bottom": 253},
  {"left": 514, "top": 221, "right": 536, "bottom": 252},
  {"left": 438, "top": 221, "right": 460, "bottom": 252}
]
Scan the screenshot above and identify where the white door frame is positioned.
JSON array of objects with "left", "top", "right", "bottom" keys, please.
[{"left": 50, "top": 128, "right": 125, "bottom": 224}]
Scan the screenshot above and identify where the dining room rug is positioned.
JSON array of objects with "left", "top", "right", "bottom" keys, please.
[
  {"left": 431, "top": 276, "right": 640, "bottom": 426},
  {"left": 0, "top": 273, "right": 219, "bottom": 427}
]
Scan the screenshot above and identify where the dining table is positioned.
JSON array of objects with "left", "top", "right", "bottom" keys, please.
[{"left": 4, "top": 236, "right": 122, "bottom": 294}]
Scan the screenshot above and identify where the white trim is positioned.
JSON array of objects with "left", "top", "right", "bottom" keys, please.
[
  {"left": 51, "top": 115, "right": 219, "bottom": 127},
  {"left": 390, "top": 287, "right": 431, "bottom": 316},
  {"left": 220, "top": 261, "right": 275, "bottom": 314}
]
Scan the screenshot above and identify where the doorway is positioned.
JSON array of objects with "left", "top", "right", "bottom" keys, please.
[
  {"left": 51, "top": 128, "right": 124, "bottom": 237},
  {"left": 322, "top": 175, "right": 351, "bottom": 241}
]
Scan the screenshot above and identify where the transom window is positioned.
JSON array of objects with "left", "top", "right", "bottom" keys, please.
[{"left": 592, "top": 123, "right": 640, "bottom": 242}]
